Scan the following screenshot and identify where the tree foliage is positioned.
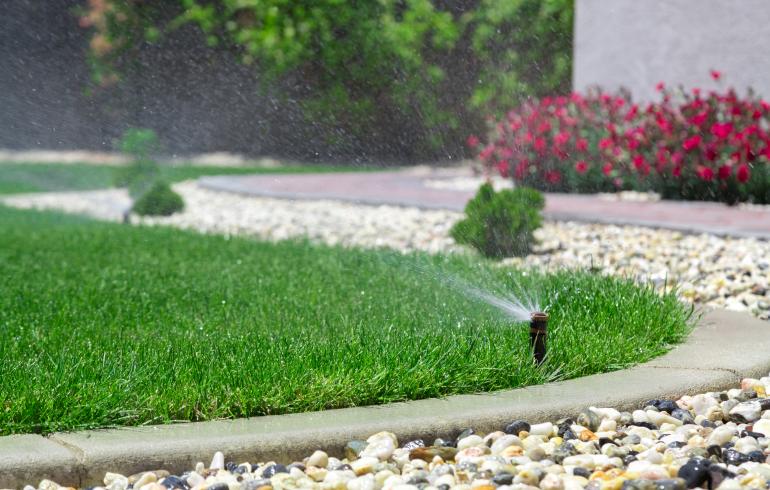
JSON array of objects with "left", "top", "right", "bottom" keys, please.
[{"left": 80, "top": 0, "right": 573, "bottom": 160}]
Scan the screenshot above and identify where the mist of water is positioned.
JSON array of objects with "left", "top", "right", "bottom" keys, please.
[
  {"left": 458, "top": 283, "right": 540, "bottom": 322},
  {"left": 397, "top": 258, "right": 542, "bottom": 323}
]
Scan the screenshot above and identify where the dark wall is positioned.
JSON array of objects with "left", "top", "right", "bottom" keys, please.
[{"left": 0, "top": 0, "right": 371, "bottom": 162}]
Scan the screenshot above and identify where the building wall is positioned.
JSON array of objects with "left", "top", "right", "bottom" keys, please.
[{"left": 574, "top": 0, "right": 770, "bottom": 101}]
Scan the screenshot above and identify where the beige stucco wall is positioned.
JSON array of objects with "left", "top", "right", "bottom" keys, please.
[{"left": 573, "top": 0, "right": 770, "bottom": 101}]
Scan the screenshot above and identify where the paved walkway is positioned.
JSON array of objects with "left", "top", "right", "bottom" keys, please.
[{"left": 199, "top": 169, "right": 770, "bottom": 239}]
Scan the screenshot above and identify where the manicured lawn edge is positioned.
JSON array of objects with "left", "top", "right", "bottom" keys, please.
[{"left": 2, "top": 308, "right": 767, "bottom": 488}]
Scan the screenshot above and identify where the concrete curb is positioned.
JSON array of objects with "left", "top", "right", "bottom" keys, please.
[{"left": 2, "top": 309, "right": 769, "bottom": 488}]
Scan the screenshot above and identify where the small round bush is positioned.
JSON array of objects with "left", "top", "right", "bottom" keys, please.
[
  {"left": 132, "top": 181, "right": 184, "bottom": 216},
  {"left": 451, "top": 183, "right": 544, "bottom": 259}
]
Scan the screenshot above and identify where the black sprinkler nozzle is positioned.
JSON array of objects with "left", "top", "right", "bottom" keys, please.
[{"left": 529, "top": 312, "right": 548, "bottom": 365}]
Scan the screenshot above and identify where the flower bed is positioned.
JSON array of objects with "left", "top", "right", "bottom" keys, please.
[{"left": 470, "top": 72, "right": 770, "bottom": 204}]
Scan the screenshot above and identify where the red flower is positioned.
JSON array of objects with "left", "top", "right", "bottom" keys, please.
[
  {"left": 633, "top": 155, "right": 651, "bottom": 176},
  {"left": 499, "top": 147, "right": 514, "bottom": 159},
  {"left": 545, "top": 170, "right": 562, "bottom": 184},
  {"left": 624, "top": 104, "right": 639, "bottom": 122},
  {"left": 655, "top": 82, "right": 665, "bottom": 92},
  {"left": 478, "top": 145, "right": 494, "bottom": 161},
  {"left": 697, "top": 166, "right": 714, "bottom": 181},
  {"left": 683, "top": 134, "right": 702, "bottom": 152},
  {"left": 514, "top": 160, "right": 529, "bottom": 180},
  {"left": 523, "top": 132, "right": 534, "bottom": 144},
  {"left": 710, "top": 122, "right": 733, "bottom": 140},
  {"left": 717, "top": 165, "right": 732, "bottom": 180},
  {"left": 552, "top": 144, "right": 568, "bottom": 159},
  {"left": 575, "top": 160, "right": 589, "bottom": 174},
  {"left": 671, "top": 151, "right": 684, "bottom": 165},
  {"left": 710, "top": 70, "right": 722, "bottom": 81},
  {"left": 466, "top": 135, "right": 480, "bottom": 148},
  {"left": 672, "top": 166, "right": 682, "bottom": 178},
  {"left": 736, "top": 164, "right": 750, "bottom": 183},
  {"left": 689, "top": 111, "right": 708, "bottom": 127},
  {"left": 761, "top": 144, "right": 770, "bottom": 161},
  {"left": 598, "top": 138, "right": 614, "bottom": 150},
  {"left": 602, "top": 162, "right": 613, "bottom": 176},
  {"left": 575, "top": 138, "right": 589, "bottom": 152},
  {"left": 656, "top": 117, "right": 672, "bottom": 134},
  {"left": 534, "top": 137, "right": 547, "bottom": 153},
  {"left": 704, "top": 143, "right": 718, "bottom": 161},
  {"left": 554, "top": 131, "right": 571, "bottom": 146},
  {"left": 497, "top": 160, "right": 510, "bottom": 178}
]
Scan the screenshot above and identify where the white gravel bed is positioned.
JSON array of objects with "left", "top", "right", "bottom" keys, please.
[
  {"left": 1, "top": 182, "right": 459, "bottom": 255},
  {"left": 2, "top": 181, "right": 768, "bottom": 319}
]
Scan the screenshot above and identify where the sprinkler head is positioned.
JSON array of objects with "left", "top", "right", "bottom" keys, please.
[{"left": 529, "top": 312, "right": 548, "bottom": 365}]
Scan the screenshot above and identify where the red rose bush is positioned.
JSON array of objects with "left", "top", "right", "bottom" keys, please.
[{"left": 470, "top": 73, "right": 770, "bottom": 204}]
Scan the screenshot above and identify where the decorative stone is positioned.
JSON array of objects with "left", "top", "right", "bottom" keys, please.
[
  {"left": 677, "top": 458, "right": 710, "bottom": 488},
  {"left": 540, "top": 473, "right": 564, "bottom": 490},
  {"left": 409, "top": 446, "right": 458, "bottom": 462},
  {"left": 456, "top": 435, "right": 484, "bottom": 451},
  {"left": 361, "top": 432, "right": 398, "bottom": 461},
  {"left": 505, "top": 420, "right": 531, "bottom": 435},
  {"left": 530, "top": 422, "right": 554, "bottom": 436},
  {"left": 577, "top": 410, "right": 600, "bottom": 432},
  {"left": 209, "top": 451, "right": 225, "bottom": 471},
  {"left": 261, "top": 464, "right": 288, "bottom": 478},
  {"left": 350, "top": 457, "right": 379, "bottom": 476},
  {"left": 345, "top": 440, "right": 368, "bottom": 460},
  {"left": 402, "top": 439, "right": 425, "bottom": 451},
  {"left": 706, "top": 425, "right": 735, "bottom": 446},
  {"left": 729, "top": 401, "right": 763, "bottom": 423},
  {"left": 307, "top": 450, "right": 328, "bottom": 468}
]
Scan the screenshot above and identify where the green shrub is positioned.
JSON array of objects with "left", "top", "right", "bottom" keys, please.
[
  {"left": 113, "top": 128, "right": 161, "bottom": 198},
  {"left": 132, "top": 181, "right": 184, "bottom": 216},
  {"left": 451, "top": 183, "right": 544, "bottom": 259}
]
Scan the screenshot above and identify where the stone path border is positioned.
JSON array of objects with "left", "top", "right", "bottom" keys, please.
[
  {"left": 198, "top": 170, "right": 770, "bottom": 239},
  {"left": 2, "top": 309, "right": 769, "bottom": 488}
]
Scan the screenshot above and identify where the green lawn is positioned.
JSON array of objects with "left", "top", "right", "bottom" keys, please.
[
  {"left": 0, "top": 162, "right": 368, "bottom": 195},
  {"left": 0, "top": 206, "right": 693, "bottom": 435}
]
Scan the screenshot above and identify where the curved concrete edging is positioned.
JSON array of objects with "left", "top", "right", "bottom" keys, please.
[{"left": 2, "top": 309, "right": 769, "bottom": 488}]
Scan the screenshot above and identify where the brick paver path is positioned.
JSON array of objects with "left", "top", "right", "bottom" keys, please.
[{"left": 199, "top": 170, "right": 770, "bottom": 238}]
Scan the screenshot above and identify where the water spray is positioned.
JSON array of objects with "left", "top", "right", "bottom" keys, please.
[{"left": 529, "top": 312, "right": 548, "bottom": 365}]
